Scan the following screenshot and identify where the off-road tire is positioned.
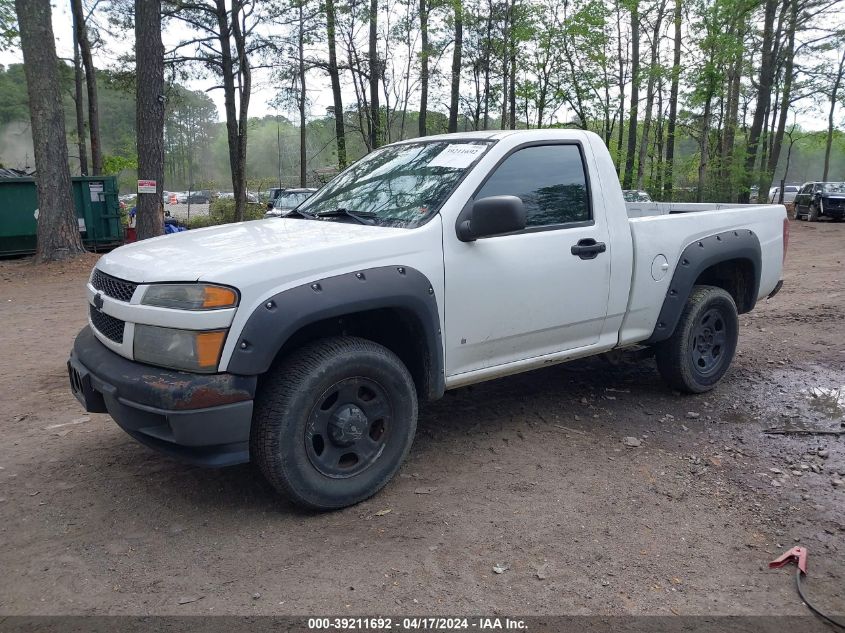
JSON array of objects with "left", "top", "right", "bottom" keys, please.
[
  {"left": 251, "top": 336, "right": 418, "bottom": 510},
  {"left": 655, "top": 285, "right": 739, "bottom": 394}
]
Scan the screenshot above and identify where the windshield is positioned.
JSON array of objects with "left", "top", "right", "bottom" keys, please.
[
  {"left": 297, "top": 140, "right": 493, "bottom": 227},
  {"left": 822, "top": 182, "right": 845, "bottom": 193},
  {"left": 274, "top": 192, "right": 312, "bottom": 209}
]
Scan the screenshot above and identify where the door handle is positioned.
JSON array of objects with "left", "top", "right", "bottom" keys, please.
[{"left": 571, "top": 238, "right": 606, "bottom": 260}]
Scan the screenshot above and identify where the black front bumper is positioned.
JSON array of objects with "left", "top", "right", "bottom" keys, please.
[{"left": 68, "top": 326, "right": 257, "bottom": 467}]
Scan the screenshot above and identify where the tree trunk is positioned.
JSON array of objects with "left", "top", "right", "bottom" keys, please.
[
  {"left": 233, "top": 2, "right": 251, "bottom": 221},
  {"left": 636, "top": 0, "right": 666, "bottom": 190},
  {"left": 655, "top": 71, "right": 665, "bottom": 195},
  {"left": 508, "top": 18, "right": 516, "bottom": 131},
  {"left": 369, "top": 0, "right": 381, "bottom": 149},
  {"left": 447, "top": 0, "right": 463, "bottom": 133},
  {"left": 70, "top": 0, "right": 102, "bottom": 175},
  {"left": 72, "top": 30, "right": 88, "bottom": 176},
  {"left": 419, "top": 0, "right": 429, "bottom": 136},
  {"left": 215, "top": 0, "right": 251, "bottom": 222},
  {"left": 614, "top": 0, "right": 626, "bottom": 172},
  {"left": 500, "top": 3, "right": 509, "bottom": 129},
  {"left": 216, "top": 1, "right": 240, "bottom": 213},
  {"left": 135, "top": 0, "right": 165, "bottom": 240},
  {"left": 621, "top": 1, "right": 640, "bottom": 190},
  {"left": 719, "top": 31, "right": 742, "bottom": 201},
  {"left": 16, "top": 0, "right": 85, "bottom": 261},
  {"left": 326, "top": 0, "right": 347, "bottom": 168},
  {"left": 481, "top": 4, "right": 492, "bottom": 130},
  {"left": 663, "top": 0, "right": 681, "bottom": 197},
  {"left": 697, "top": 90, "right": 713, "bottom": 203},
  {"left": 822, "top": 49, "right": 845, "bottom": 181},
  {"left": 739, "top": 0, "right": 778, "bottom": 203},
  {"left": 298, "top": 1, "right": 307, "bottom": 186}
]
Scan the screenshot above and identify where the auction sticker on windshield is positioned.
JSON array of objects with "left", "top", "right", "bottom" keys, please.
[{"left": 428, "top": 144, "right": 487, "bottom": 169}]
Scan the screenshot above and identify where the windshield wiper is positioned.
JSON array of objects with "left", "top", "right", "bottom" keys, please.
[
  {"left": 315, "top": 208, "right": 378, "bottom": 225},
  {"left": 285, "top": 207, "right": 317, "bottom": 220}
]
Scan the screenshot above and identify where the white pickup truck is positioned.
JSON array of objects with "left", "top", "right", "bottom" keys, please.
[{"left": 68, "top": 130, "right": 787, "bottom": 509}]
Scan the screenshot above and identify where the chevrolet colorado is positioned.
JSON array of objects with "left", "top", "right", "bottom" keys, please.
[{"left": 68, "top": 130, "right": 787, "bottom": 509}]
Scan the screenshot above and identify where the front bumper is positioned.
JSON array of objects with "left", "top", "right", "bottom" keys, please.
[{"left": 68, "top": 326, "right": 257, "bottom": 467}]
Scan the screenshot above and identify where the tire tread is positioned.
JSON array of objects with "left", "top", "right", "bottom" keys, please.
[
  {"left": 251, "top": 336, "right": 417, "bottom": 510},
  {"left": 655, "top": 285, "right": 738, "bottom": 394}
]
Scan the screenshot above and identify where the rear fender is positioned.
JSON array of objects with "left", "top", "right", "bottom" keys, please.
[{"left": 646, "top": 230, "right": 761, "bottom": 344}]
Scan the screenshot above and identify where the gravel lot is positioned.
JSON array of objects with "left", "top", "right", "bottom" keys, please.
[{"left": 0, "top": 219, "right": 842, "bottom": 617}]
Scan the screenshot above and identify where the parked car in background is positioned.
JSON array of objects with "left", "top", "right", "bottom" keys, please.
[
  {"left": 768, "top": 185, "right": 799, "bottom": 204},
  {"left": 218, "top": 191, "right": 261, "bottom": 204},
  {"left": 185, "top": 190, "right": 211, "bottom": 204},
  {"left": 622, "top": 190, "right": 653, "bottom": 203},
  {"left": 264, "top": 188, "right": 318, "bottom": 217},
  {"left": 266, "top": 188, "right": 284, "bottom": 204},
  {"left": 794, "top": 182, "right": 845, "bottom": 221}
]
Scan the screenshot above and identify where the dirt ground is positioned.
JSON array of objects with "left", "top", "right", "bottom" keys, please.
[{"left": 0, "top": 219, "right": 843, "bottom": 618}]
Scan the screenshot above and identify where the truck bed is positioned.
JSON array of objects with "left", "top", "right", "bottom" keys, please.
[
  {"left": 626, "top": 201, "right": 775, "bottom": 219},
  {"left": 617, "top": 203, "right": 787, "bottom": 346}
]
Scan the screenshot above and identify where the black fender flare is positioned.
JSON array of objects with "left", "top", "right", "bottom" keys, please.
[
  {"left": 225, "top": 266, "right": 445, "bottom": 399},
  {"left": 646, "top": 229, "right": 761, "bottom": 344}
]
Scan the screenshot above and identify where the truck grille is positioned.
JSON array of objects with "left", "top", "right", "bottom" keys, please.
[
  {"left": 90, "top": 305, "right": 125, "bottom": 344},
  {"left": 91, "top": 269, "right": 138, "bottom": 302}
]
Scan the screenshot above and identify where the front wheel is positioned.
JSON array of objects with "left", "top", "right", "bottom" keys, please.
[
  {"left": 251, "top": 336, "right": 418, "bottom": 510},
  {"left": 655, "top": 285, "right": 739, "bottom": 394},
  {"left": 808, "top": 204, "right": 820, "bottom": 222}
]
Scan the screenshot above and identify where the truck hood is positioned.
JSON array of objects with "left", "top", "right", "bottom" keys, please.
[{"left": 96, "top": 218, "right": 419, "bottom": 284}]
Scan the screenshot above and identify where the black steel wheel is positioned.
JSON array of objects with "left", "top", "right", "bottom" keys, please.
[
  {"left": 655, "top": 285, "right": 739, "bottom": 394},
  {"left": 305, "top": 377, "right": 392, "bottom": 479},
  {"left": 690, "top": 308, "right": 728, "bottom": 377},
  {"left": 251, "top": 336, "right": 418, "bottom": 510}
]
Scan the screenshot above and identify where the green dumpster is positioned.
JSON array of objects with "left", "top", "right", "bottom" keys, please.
[{"left": 0, "top": 175, "right": 123, "bottom": 256}]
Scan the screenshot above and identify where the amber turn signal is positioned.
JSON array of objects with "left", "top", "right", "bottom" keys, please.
[{"left": 202, "top": 286, "right": 238, "bottom": 309}]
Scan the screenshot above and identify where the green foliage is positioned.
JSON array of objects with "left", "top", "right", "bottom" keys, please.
[
  {"left": 187, "top": 198, "right": 266, "bottom": 229},
  {"left": 103, "top": 154, "right": 138, "bottom": 175},
  {"left": 0, "top": 64, "right": 29, "bottom": 123},
  {"left": 0, "top": 0, "right": 17, "bottom": 51}
]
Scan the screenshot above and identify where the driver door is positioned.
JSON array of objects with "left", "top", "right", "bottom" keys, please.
[{"left": 443, "top": 143, "right": 611, "bottom": 378}]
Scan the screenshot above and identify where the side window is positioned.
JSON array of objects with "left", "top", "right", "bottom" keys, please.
[
  {"left": 476, "top": 145, "right": 590, "bottom": 228},
  {"left": 800, "top": 185, "right": 811, "bottom": 194}
]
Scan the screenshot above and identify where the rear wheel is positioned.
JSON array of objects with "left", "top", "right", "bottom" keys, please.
[
  {"left": 251, "top": 336, "right": 418, "bottom": 510},
  {"left": 655, "top": 285, "right": 739, "bottom": 394}
]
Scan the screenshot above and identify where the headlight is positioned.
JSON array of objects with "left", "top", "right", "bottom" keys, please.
[
  {"left": 141, "top": 284, "right": 238, "bottom": 310},
  {"left": 134, "top": 325, "right": 227, "bottom": 373}
]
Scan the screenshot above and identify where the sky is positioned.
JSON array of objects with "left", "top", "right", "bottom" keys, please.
[
  {"left": 0, "top": 2, "right": 339, "bottom": 124},
  {"left": 0, "top": 1, "right": 840, "bottom": 131}
]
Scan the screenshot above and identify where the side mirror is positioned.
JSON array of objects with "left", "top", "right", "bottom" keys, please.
[{"left": 457, "top": 195, "right": 527, "bottom": 242}]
